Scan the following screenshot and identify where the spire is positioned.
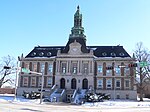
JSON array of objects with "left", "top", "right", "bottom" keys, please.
[{"left": 69, "top": 6, "right": 86, "bottom": 41}]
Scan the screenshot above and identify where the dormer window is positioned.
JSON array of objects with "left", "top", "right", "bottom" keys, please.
[
  {"left": 31, "top": 52, "right": 36, "bottom": 56},
  {"left": 39, "top": 52, "right": 44, "bottom": 56},
  {"left": 102, "top": 52, "right": 107, "bottom": 56},
  {"left": 111, "top": 52, "right": 116, "bottom": 57},
  {"left": 119, "top": 52, "right": 125, "bottom": 56},
  {"left": 47, "top": 52, "right": 51, "bottom": 56}
]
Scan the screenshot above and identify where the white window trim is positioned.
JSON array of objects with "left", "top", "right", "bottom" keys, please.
[
  {"left": 115, "top": 79, "right": 121, "bottom": 88},
  {"left": 40, "top": 63, "right": 45, "bottom": 73},
  {"left": 31, "top": 77, "right": 36, "bottom": 87},
  {"left": 106, "top": 65, "right": 112, "bottom": 75},
  {"left": 124, "top": 79, "right": 130, "bottom": 88},
  {"left": 47, "top": 77, "right": 52, "bottom": 87},
  {"left": 115, "top": 67, "right": 121, "bottom": 75},
  {"left": 97, "top": 79, "right": 103, "bottom": 89},
  {"left": 33, "top": 63, "right": 37, "bottom": 72},
  {"left": 98, "top": 65, "right": 103, "bottom": 73},
  {"left": 106, "top": 79, "right": 112, "bottom": 89},
  {"left": 23, "top": 77, "right": 28, "bottom": 87},
  {"left": 48, "top": 63, "right": 53, "bottom": 74}
]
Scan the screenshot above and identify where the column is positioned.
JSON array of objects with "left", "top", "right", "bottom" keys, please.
[{"left": 78, "top": 60, "right": 80, "bottom": 73}]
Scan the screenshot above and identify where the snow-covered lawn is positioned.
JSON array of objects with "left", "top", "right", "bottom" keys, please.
[
  {"left": 0, "top": 94, "right": 40, "bottom": 104},
  {"left": 0, "top": 94, "right": 150, "bottom": 108},
  {"left": 83, "top": 99, "right": 150, "bottom": 107}
]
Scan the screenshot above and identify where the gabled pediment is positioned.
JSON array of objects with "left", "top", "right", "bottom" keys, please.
[{"left": 68, "top": 40, "right": 82, "bottom": 55}]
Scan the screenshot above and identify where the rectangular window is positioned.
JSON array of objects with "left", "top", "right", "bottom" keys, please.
[
  {"left": 106, "top": 65, "right": 112, "bottom": 74},
  {"left": 116, "top": 79, "right": 121, "bottom": 88},
  {"left": 124, "top": 67, "right": 130, "bottom": 75},
  {"left": 83, "top": 63, "right": 88, "bottom": 74},
  {"left": 97, "top": 79, "right": 103, "bottom": 89},
  {"left": 47, "top": 77, "right": 52, "bottom": 86},
  {"left": 31, "top": 77, "right": 36, "bottom": 87},
  {"left": 48, "top": 64, "right": 53, "bottom": 74},
  {"left": 106, "top": 79, "right": 112, "bottom": 89},
  {"left": 40, "top": 63, "right": 45, "bottom": 73},
  {"left": 23, "top": 77, "right": 28, "bottom": 86},
  {"left": 33, "top": 63, "right": 37, "bottom": 72},
  {"left": 72, "top": 63, "right": 77, "bottom": 74},
  {"left": 98, "top": 65, "right": 102, "bottom": 73},
  {"left": 38, "top": 77, "right": 42, "bottom": 86},
  {"left": 62, "top": 63, "right": 67, "bottom": 74},
  {"left": 115, "top": 67, "right": 120, "bottom": 75},
  {"left": 125, "top": 80, "right": 130, "bottom": 88},
  {"left": 25, "top": 63, "right": 29, "bottom": 69}
]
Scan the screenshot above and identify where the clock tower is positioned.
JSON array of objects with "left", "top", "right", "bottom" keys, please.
[{"left": 69, "top": 6, "right": 86, "bottom": 42}]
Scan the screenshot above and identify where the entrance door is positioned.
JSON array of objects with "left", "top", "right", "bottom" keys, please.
[
  {"left": 82, "top": 78, "right": 88, "bottom": 89},
  {"left": 60, "top": 78, "right": 65, "bottom": 89},
  {"left": 71, "top": 78, "right": 76, "bottom": 89}
]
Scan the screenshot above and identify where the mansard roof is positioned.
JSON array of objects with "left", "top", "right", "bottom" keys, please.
[{"left": 25, "top": 45, "right": 131, "bottom": 58}]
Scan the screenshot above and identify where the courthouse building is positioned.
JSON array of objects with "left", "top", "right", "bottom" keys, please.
[{"left": 17, "top": 6, "right": 137, "bottom": 102}]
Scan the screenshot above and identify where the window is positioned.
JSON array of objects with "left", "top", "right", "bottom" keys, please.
[
  {"left": 39, "top": 52, "right": 44, "bottom": 56},
  {"left": 125, "top": 80, "right": 130, "bottom": 88},
  {"left": 98, "top": 65, "right": 102, "bottom": 73},
  {"left": 24, "top": 63, "right": 29, "bottom": 69},
  {"left": 48, "top": 64, "right": 53, "bottom": 74},
  {"left": 115, "top": 67, "right": 120, "bottom": 75},
  {"left": 33, "top": 63, "right": 37, "bottom": 72},
  {"left": 119, "top": 52, "right": 125, "bottom": 56},
  {"left": 102, "top": 52, "right": 107, "bottom": 56},
  {"left": 31, "top": 77, "right": 36, "bottom": 87},
  {"left": 47, "top": 52, "right": 51, "bottom": 56},
  {"left": 106, "top": 65, "right": 112, "bottom": 74},
  {"left": 40, "top": 63, "right": 45, "bottom": 73},
  {"left": 106, "top": 79, "right": 112, "bottom": 89},
  {"left": 111, "top": 52, "right": 116, "bottom": 57},
  {"left": 83, "top": 63, "right": 88, "bottom": 74},
  {"left": 31, "top": 52, "right": 36, "bottom": 56},
  {"left": 97, "top": 79, "right": 103, "bottom": 89},
  {"left": 62, "top": 63, "right": 67, "bottom": 74},
  {"left": 23, "top": 77, "right": 28, "bottom": 86},
  {"left": 47, "top": 77, "right": 52, "bottom": 86},
  {"left": 124, "top": 67, "right": 130, "bottom": 75},
  {"left": 38, "top": 77, "right": 42, "bottom": 86},
  {"left": 72, "top": 63, "right": 77, "bottom": 74},
  {"left": 116, "top": 79, "right": 121, "bottom": 88}
]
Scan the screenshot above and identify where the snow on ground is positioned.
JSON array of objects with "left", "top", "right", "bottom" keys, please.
[
  {"left": 83, "top": 98, "right": 150, "bottom": 107},
  {"left": 0, "top": 94, "right": 40, "bottom": 104},
  {"left": 0, "top": 94, "right": 150, "bottom": 107}
]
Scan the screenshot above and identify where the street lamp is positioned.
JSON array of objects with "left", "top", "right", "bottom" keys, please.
[{"left": 112, "top": 56, "right": 116, "bottom": 101}]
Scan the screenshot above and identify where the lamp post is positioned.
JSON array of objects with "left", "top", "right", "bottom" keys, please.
[
  {"left": 14, "top": 61, "right": 19, "bottom": 101},
  {"left": 113, "top": 75, "right": 116, "bottom": 101},
  {"left": 40, "top": 72, "right": 44, "bottom": 104},
  {"left": 113, "top": 56, "right": 116, "bottom": 101}
]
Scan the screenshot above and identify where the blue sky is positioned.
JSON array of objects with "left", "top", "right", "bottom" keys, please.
[{"left": 0, "top": 0, "right": 150, "bottom": 59}]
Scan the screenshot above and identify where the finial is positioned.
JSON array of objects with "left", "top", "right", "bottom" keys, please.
[{"left": 77, "top": 5, "right": 79, "bottom": 10}]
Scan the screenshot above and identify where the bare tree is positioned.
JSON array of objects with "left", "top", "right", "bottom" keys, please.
[
  {"left": 134, "top": 42, "right": 150, "bottom": 101},
  {"left": 0, "top": 55, "right": 16, "bottom": 88}
]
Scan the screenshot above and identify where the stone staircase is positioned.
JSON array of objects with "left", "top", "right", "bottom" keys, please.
[{"left": 49, "top": 88, "right": 66, "bottom": 102}]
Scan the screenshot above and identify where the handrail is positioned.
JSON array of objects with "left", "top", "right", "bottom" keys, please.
[{"left": 72, "top": 89, "right": 77, "bottom": 99}]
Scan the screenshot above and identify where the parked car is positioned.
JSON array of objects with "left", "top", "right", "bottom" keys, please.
[{"left": 22, "top": 91, "right": 41, "bottom": 99}]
